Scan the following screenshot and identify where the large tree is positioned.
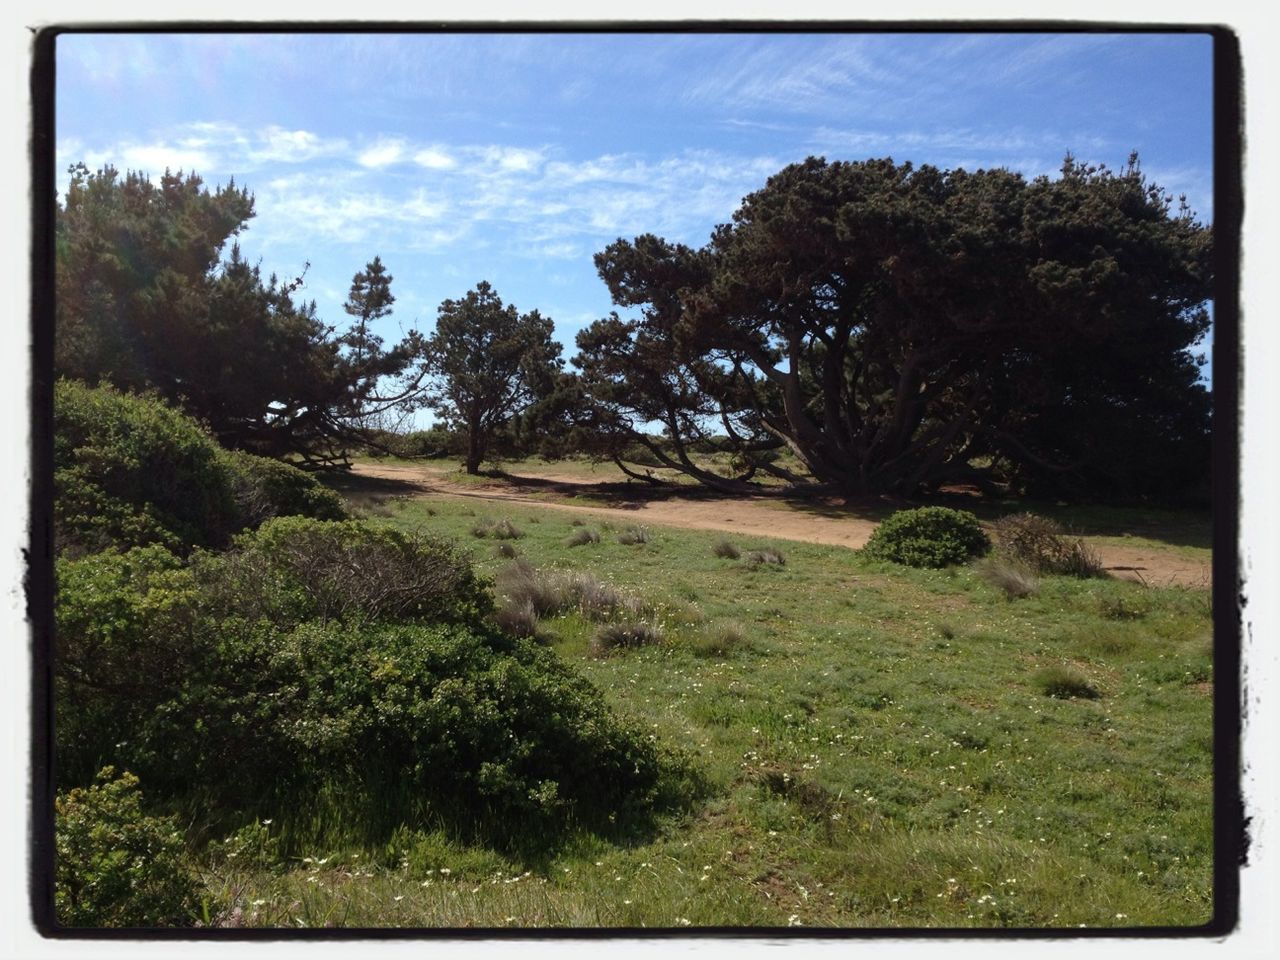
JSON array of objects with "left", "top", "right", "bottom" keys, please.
[
  {"left": 425, "top": 282, "right": 562, "bottom": 474},
  {"left": 578, "top": 154, "right": 1212, "bottom": 500},
  {"left": 54, "top": 164, "right": 431, "bottom": 467}
]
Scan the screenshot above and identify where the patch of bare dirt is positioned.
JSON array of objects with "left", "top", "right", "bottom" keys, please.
[{"left": 349, "top": 462, "right": 1210, "bottom": 589}]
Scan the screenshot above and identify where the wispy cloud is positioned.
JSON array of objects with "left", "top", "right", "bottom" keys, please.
[{"left": 357, "top": 138, "right": 408, "bottom": 169}]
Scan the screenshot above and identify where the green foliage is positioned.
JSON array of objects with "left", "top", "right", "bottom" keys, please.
[
  {"left": 863, "top": 507, "right": 991, "bottom": 568},
  {"left": 426, "top": 281, "right": 563, "bottom": 474},
  {"left": 54, "top": 379, "right": 239, "bottom": 554},
  {"left": 55, "top": 769, "right": 204, "bottom": 928},
  {"left": 54, "top": 380, "right": 346, "bottom": 556},
  {"left": 583, "top": 155, "right": 1212, "bottom": 501},
  {"left": 55, "top": 165, "right": 430, "bottom": 464},
  {"left": 193, "top": 516, "right": 492, "bottom": 627},
  {"left": 219, "top": 448, "right": 347, "bottom": 528},
  {"left": 1034, "top": 665, "right": 1102, "bottom": 700}
]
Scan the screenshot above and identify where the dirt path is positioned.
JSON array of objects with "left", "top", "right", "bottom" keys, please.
[{"left": 350, "top": 461, "right": 1210, "bottom": 589}]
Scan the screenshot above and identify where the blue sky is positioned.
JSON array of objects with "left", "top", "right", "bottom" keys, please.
[{"left": 55, "top": 30, "right": 1216, "bottom": 396}]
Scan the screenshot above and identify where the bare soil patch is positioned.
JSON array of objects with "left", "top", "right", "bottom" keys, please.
[{"left": 349, "top": 461, "right": 1210, "bottom": 588}]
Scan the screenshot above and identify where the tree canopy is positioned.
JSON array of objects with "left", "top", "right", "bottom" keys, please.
[
  {"left": 54, "top": 164, "right": 430, "bottom": 467},
  {"left": 425, "top": 281, "right": 563, "bottom": 474},
  {"left": 576, "top": 154, "right": 1212, "bottom": 500}
]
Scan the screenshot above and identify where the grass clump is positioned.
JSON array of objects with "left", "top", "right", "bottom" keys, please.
[
  {"left": 495, "top": 560, "right": 647, "bottom": 623},
  {"left": 690, "top": 624, "right": 749, "bottom": 658},
  {"left": 745, "top": 547, "right": 786, "bottom": 567},
  {"left": 471, "top": 518, "right": 525, "bottom": 540},
  {"left": 977, "top": 557, "right": 1040, "bottom": 599},
  {"left": 1034, "top": 665, "right": 1102, "bottom": 700},
  {"left": 493, "top": 542, "right": 519, "bottom": 559},
  {"left": 712, "top": 540, "right": 741, "bottom": 559},
  {"left": 993, "top": 512, "right": 1103, "bottom": 577},
  {"left": 863, "top": 506, "right": 990, "bottom": 568},
  {"left": 567, "top": 527, "right": 602, "bottom": 547},
  {"left": 589, "top": 621, "right": 664, "bottom": 657},
  {"left": 617, "top": 526, "right": 651, "bottom": 545},
  {"left": 493, "top": 600, "right": 545, "bottom": 641}
]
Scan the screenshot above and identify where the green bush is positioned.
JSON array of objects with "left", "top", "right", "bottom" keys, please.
[
  {"left": 863, "top": 506, "right": 991, "bottom": 568},
  {"left": 55, "top": 527, "right": 679, "bottom": 850},
  {"left": 192, "top": 516, "right": 492, "bottom": 627},
  {"left": 54, "top": 379, "right": 239, "bottom": 554},
  {"left": 54, "top": 379, "right": 346, "bottom": 556},
  {"left": 218, "top": 448, "right": 346, "bottom": 528},
  {"left": 55, "top": 768, "right": 204, "bottom": 928}
]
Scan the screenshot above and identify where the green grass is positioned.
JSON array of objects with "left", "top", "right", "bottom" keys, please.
[{"left": 198, "top": 494, "right": 1214, "bottom": 930}]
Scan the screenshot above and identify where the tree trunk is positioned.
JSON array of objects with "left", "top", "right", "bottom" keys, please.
[{"left": 465, "top": 427, "right": 482, "bottom": 474}]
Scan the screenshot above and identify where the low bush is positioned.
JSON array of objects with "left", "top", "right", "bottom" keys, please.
[
  {"left": 567, "top": 528, "right": 601, "bottom": 547},
  {"left": 617, "top": 526, "right": 651, "bottom": 545},
  {"left": 56, "top": 546, "right": 676, "bottom": 850},
  {"left": 863, "top": 507, "right": 990, "bottom": 568},
  {"left": 53, "top": 379, "right": 345, "bottom": 556},
  {"left": 192, "top": 516, "right": 492, "bottom": 627},
  {"left": 712, "top": 540, "right": 741, "bottom": 560},
  {"left": 55, "top": 768, "right": 204, "bottom": 928},
  {"left": 992, "top": 513, "right": 1103, "bottom": 577},
  {"left": 590, "top": 621, "right": 664, "bottom": 657},
  {"left": 745, "top": 547, "right": 786, "bottom": 567}
]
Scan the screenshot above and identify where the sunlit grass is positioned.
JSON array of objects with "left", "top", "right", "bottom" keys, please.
[{"left": 201, "top": 493, "right": 1214, "bottom": 930}]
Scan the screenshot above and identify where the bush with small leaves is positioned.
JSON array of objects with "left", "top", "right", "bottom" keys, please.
[
  {"left": 863, "top": 507, "right": 990, "bottom": 568},
  {"left": 55, "top": 768, "right": 204, "bottom": 928}
]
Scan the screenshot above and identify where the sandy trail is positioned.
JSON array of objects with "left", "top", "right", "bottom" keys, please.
[{"left": 350, "top": 461, "right": 1210, "bottom": 589}]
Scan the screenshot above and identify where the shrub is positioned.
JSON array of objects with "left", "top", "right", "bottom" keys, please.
[
  {"left": 567, "top": 528, "right": 601, "bottom": 547},
  {"left": 712, "top": 540, "right": 741, "bottom": 560},
  {"left": 192, "top": 516, "right": 492, "bottom": 627},
  {"left": 1034, "top": 665, "right": 1101, "bottom": 700},
  {"left": 54, "top": 379, "right": 239, "bottom": 554},
  {"left": 590, "top": 621, "right": 664, "bottom": 657},
  {"left": 977, "top": 557, "right": 1040, "bottom": 599},
  {"left": 55, "top": 768, "right": 204, "bottom": 928},
  {"left": 218, "top": 448, "right": 346, "bottom": 528},
  {"left": 53, "top": 380, "right": 346, "bottom": 557},
  {"left": 617, "top": 526, "right": 651, "bottom": 545},
  {"left": 863, "top": 507, "right": 990, "bottom": 568},
  {"left": 745, "top": 547, "right": 786, "bottom": 566},
  {"left": 992, "top": 513, "right": 1102, "bottom": 577}
]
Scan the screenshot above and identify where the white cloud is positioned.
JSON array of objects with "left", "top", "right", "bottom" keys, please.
[
  {"left": 357, "top": 138, "right": 407, "bottom": 169},
  {"left": 253, "top": 126, "right": 346, "bottom": 164},
  {"left": 118, "top": 144, "right": 216, "bottom": 176},
  {"left": 413, "top": 147, "right": 456, "bottom": 170}
]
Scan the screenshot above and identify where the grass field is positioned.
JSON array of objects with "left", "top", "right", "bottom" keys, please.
[{"left": 204, "top": 490, "right": 1215, "bottom": 930}]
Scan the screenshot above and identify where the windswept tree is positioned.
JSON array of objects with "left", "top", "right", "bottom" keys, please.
[
  {"left": 425, "top": 282, "right": 562, "bottom": 474},
  {"left": 54, "top": 164, "right": 431, "bottom": 467},
  {"left": 578, "top": 154, "right": 1212, "bottom": 501}
]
